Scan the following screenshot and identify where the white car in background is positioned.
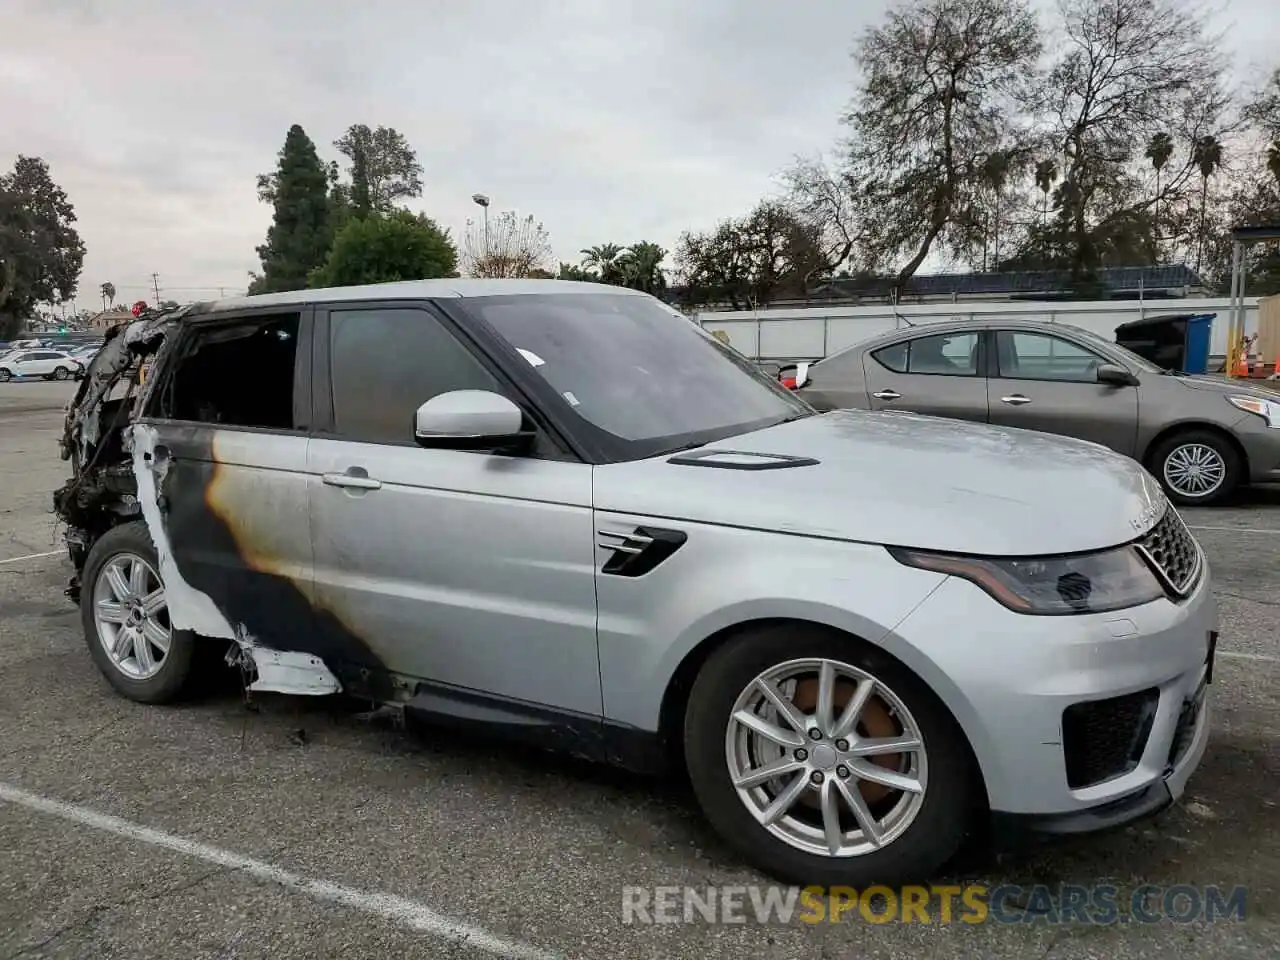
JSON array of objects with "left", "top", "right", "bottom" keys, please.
[{"left": 0, "top": 349, "right": 84, "bottom": 381}]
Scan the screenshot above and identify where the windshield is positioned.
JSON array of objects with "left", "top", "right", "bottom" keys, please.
[{"left": 467, "top": 292, "right": 812, "bottom": 455}]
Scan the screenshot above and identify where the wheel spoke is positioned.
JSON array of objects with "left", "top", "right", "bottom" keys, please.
[
  {"left": 732, "top": 709, "right": 805, "bottom": 749},
  {"left": 850, "top": 759, "right": 923, "bottom": 794},
  {"left": 142, "top": 619, "right": 170, "bottom": 654},
  {"left": 755, "top": 679, "right": 810, "bottom": 737},
  {"left": 105, "top": 564, "right": 131, "bottom": 602},
  {"left": 830, "top": 678, "right": 874, "bottom": 740},
  {"left": 733, "top": 753, "right": 805, "bottom": 789},
  {"left": 128, "top": 557, "right": 147, "bottom": 595},
  {"left": 834, "top": 775, "right": 883, "bottom": 847},
  {"left": 849, "top": 734, "right": 921, "bottom": 757},
  {"left": 140, "top": 588, "right": 167, "bottom": 617},
  {"left": 759, "top": 772, "right": 810, "bottom": 826},
  {"left": 820, "top": 779, "right": 845, "bottom": 855},
  {"left": 111, "top": 628, "right": 133, "bottom": 660},
  {"left": 133, "top": 630, "right": 155, "bottom": 673},
  {"left": 96, "top": 600, "right": 127, "bottom": 624},
  {"left": 815, "top": 660, "right": 838, "bottom": 737}
]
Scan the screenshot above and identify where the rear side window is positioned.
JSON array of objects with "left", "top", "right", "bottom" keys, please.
[
  {"left": 870, "top": 341, "right": 908, "bottom": 373},
  {"left": 328, "top": 307, "right": 505, "bottom": 446},
  {"left": 871, "top": 332, "right": 980, "bottom": 376},
  {"left": 156, "top": 312, "right": 301, "bottom": 430}
]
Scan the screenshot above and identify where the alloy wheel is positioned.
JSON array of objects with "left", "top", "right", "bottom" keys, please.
[
  {"left": 1163, "top": 443, "right": 1226, "bottom": 499},
  {"left": 53, "top": 367, "right": 68, "bottom": 381},
  {"left": 92, "top": 553, "right": 171, "bottom": 680},
  {"left": 725, "top": 657, "right": 928, "bottom": 858}
]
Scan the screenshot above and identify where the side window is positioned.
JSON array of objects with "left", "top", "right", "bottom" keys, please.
[
  {"left": 906, "top": 332, "right": 980, "bottom": 376},
  {"left": 158, "top": 312, "right": 301, "bottom": 430},
  {"left": 328, "top": 307, "right": 506, "bottom": 446},
  {"left": 996, "top": 331, "right": 1103, "bottom": 382},
  {"left": 870, "top": 341, "right": 908, "bottom": 373}
]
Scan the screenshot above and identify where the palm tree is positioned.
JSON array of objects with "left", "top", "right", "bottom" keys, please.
[
  {"left": 1145, "top": 133, "right": 1174, "bottom": 246},
  {"left": 580, "top": 244, "right": 625, "bottom": 284},
  {"left": 981, "top": 152, "right": 1012, "bottom": 270},
  {"left": 1192, "top": 135, "right": 1223, "bottom": 272},
  {"left": 99, "top": 281, "right": 116, "bottom": 311},
  {"left": 617, "top": 242, "right": 667, "bottom": 295},
  {"left": 1034, "top": 159, "right": 1058, "bottom": 229}
]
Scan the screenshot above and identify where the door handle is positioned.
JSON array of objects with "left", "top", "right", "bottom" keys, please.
[
  {"left": 872, "top": 389, "right": 902, "bottom": 400},
  {"left": 1000, "top": 395, "right": 1032, "bottom": 405},
  {"left": 323, "top": 471, "right": 382, "bottom": 490}
]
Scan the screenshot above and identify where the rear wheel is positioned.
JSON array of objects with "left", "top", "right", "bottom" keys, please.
[
  {"left": 683, "top": 624, "right": 974, "bottom": 888},
  {"left": 81, "top": 521, "right": 200, "bottom": 704},
  {"left": 1149, "top": 429, "right": 1241, "bottom": 506},
  {"left": 52, "top": 366, "right": 70, "bottom": 381}
]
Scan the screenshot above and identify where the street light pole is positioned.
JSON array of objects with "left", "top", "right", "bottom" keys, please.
[{"left": 472, "top": 194, "right": 491, "bottom": 258}]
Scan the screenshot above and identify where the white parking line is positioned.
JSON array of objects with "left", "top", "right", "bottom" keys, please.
[
  {"left": 0, "top": 782, "right": 561, "bottom": 960},
  {"left": 1217, "top": 650, "right": 1280, "bottom": 664},
  {"left": 1186, "top": 525, "right": 1280, "bottom": 535},
  {"left": 0, "top": 550, "right": 62, "bottom": 566}
]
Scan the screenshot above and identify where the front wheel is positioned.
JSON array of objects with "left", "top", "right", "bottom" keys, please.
[
  {"left": 683, "top": 624, "right": 975, "bottom": 888},
  {"left": 0, "top": 368, "right": 11, "bottom": 382},
  {"left": 1149, "top": 430, "right": 1242, "bottom": 506}
]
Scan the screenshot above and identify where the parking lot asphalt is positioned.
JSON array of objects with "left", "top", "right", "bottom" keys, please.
[{"left": 0, "top": 380, "right": 1277, "bottom": 960}]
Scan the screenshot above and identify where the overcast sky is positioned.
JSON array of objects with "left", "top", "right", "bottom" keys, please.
[{"left": 2, "top": 0, "right": 1274, "bottom": 307}]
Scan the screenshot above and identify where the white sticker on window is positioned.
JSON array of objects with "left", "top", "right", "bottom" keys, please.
[
  {"left": 563, "top": 391, "right": 580, "bottom": 406},
  {"left": 517, "top": 348, "right": 545, "bottom": 367}
]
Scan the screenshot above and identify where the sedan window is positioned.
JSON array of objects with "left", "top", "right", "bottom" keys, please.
[
  {"left": 996, "top": 331, "right": 1105, "bottom": 382},
  {"left": 872, "top": 332, "right": 980, "bottom": 376}
]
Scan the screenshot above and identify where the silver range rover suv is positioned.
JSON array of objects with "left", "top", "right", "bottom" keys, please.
[{"left": 54, "top": 280, "right": 1218, "bottom": 887}]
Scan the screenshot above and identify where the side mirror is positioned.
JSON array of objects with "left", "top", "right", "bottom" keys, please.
[
  {"left": 414, "top": 390, "right": 534, "bottom": 452},
  {"left": 1097, "top": 363, "right": 1139, "bottom": 387}
]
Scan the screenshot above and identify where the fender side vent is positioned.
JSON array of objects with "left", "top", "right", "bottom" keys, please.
[
  {"left": 597, "top": 527, "right": 687, "bottom": 577},
  {"left": 666, "top": 449, "right": 819, "bottom": 470}
]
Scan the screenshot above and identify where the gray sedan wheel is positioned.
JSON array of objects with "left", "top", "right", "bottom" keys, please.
[{"left": 1150, "top": 430, "right": 1241, "bottom": 507}]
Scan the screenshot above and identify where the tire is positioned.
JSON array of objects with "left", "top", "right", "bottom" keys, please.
[
  {"left": 53, "top": 366, "right": 69, "bottom": 381},
  {"left": 81, "top": 521, "right": 199, "bottom": 704},
  {"left": 1148, "top": 429, "right": 1242, "bottom": 507},
  {"left": 683, "top": 624, "right": 975, "bottom": 888},
  {"left": 0, "top": 369, "right": 10, "bottom": 382}
]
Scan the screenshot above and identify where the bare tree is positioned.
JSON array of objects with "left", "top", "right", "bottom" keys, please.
[
  {"left": 781, "top": 155, "right": 866, "bottom": 280},
  {"left": 462, "top": 211, "right": 553, "bottom": 278},
  {"left": 842, "top": 0, "right": 1043, "bottom": 292},
  {"left": 1043, "top": 0, "right": 1229, "bottom": 279}
]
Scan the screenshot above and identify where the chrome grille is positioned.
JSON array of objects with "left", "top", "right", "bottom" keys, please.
[{"left": 1137, "top": 507, "right": 1201, "bottom": 596}]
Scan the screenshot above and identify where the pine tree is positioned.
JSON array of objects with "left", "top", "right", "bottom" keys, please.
[{"left": 253, "top": 125, "right": 333, "bottom": 293}]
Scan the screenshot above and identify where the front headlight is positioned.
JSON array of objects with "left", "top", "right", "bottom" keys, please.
[
  {"left": 1228, "top": 395, "right": 1280, "bottom": 428},
  {"left": 888, "top": 545, "right": 1165, "bottom": 615}
]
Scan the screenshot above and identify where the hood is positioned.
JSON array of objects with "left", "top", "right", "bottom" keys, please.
[
  {"left": 1165, "top": 373, "right": 1280, "bottom": 401},
  {"left": 593, "top": 410, "right": 1168, "bottom": 556}
]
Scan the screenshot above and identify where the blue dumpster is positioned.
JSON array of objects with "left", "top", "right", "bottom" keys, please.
[{"left": 1114, "top": 313, "right": 1216, "bottom": 374}]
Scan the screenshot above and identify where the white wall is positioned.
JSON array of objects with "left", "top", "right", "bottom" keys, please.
[{"left": 697, "top": 297, "right": 1260, "bottom": 362}]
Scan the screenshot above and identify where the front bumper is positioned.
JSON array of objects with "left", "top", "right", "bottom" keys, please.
[
  {"left": 1233, "top": 412, "right": 1280, "bottom": 483},
  {"left": 889, "top": 552, "right": 1218, "bottom": 825}
]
